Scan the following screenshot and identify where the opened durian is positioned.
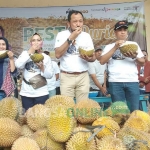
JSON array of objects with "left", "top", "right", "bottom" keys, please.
[
  {"left": 119, "top": 41, "right": 138, "bottom": 54},
  {"left": 0, "top": 50, "right": 8, "bottom": 59},
  {"left": 92, "top": 116, "right": 120, "bottom": 139},
  {"left": 79, "top": 46, "right": 94, "bottom": 57},
  {"left": 30, "top": 50, "right": 44, "bottom": 63}
]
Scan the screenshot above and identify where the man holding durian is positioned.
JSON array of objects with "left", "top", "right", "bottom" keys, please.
[{"left": 100, "top": 20, "right": 145, "bottom": 112}]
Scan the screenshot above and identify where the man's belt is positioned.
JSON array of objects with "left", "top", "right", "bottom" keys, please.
[{"left": 61, "top": 70, "right": 87, "bottom": 75}]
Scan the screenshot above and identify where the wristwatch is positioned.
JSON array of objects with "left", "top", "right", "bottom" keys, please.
[{"left": 67, "top": 38, "right": 72, "bottom": 44}]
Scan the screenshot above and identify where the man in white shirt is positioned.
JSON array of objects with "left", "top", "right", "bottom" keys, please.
[
  {"left": 54, "top": 10, "right": 95, "bottom": 102},
  {"left": 88, "top": 46, "right": 107, "bottom": 96},
  {"left": 100, "top": 20, "right": 145, "bottom": 112}
]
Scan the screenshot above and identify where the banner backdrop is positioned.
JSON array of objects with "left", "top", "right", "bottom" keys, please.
[{"left": 0, "top": 1, "right": 146, "bottom": 58}]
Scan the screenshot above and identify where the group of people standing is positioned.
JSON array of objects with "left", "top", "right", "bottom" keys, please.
[{"left": 0, "top": 9, "right": 149, "bottom": 113}]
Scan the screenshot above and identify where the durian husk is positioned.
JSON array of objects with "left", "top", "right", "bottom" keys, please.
[
  {"left": 130, "top": 110, "right": 150, "bottom": 128},
  {"left": 119, "top": 43, "right": 138, "bottom": 54},
  {"left": 0, "top": 97, "right": 22, "bottom": 121},
  {"left": 122, "top": 135, "right": 149, "bottom": 150},
  {"left": 47, "top": 106, "right": 77, "bottom": 142},
  {"left": 104, "top": 101, "right": 130, "bottom": 117},
  {"left": 117, "top": 127, "right": 150, "bottom": 148},
  {"left": 11, "top": 137, "right": 40, "bottom": 150},
  {"left": 45, "top": 95, "right": 75, "bottom": 109},
  {"left": 123, "top": 116, "right": 149, "bottom": 132},
  {"left": 26, "top": 104, "right": 50, "bottom": 131},
  {"left": 0, "top": 118, "right": 21, "bottom": 147},
  {"left": 66, "top": 127, "right": 96, "bottom": 150},
  {"left": 0, "top": 50, "right": 8, "bottom": 59},
  {"left": 92, "top": 116, "right": 120, "bottom": 139},
  {"left": 30, "top": 53, "right": 44, "bottom": 63},
  {"left": 21, "top": 125, "right": 34, "bottom": 138},
  {"left": 79, "top": 47, "right": 94, "bottom": 57},
  {"left": 32, "top": 128, "right": 65, "bottom": 150},
  {"left": 74, "top": 99, "right": 101, "bottom": 124},
  {"left": 96, "top": 135, "right": 126, "bottom": 150}
]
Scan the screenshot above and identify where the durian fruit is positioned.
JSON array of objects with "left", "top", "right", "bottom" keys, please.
[
  {"left": 123, "top": 116, "right": 149, "bottom": 132},
  {"left": 119, "top": 41, "right": 138, "bottom": 55},
  {"left": 122, "top": 135, "right": 149, "bottom": 150},
  {"left": 117, "top": 127, "right": 150, "bottom": 148},
  {"left": 92, "top": 116, "right": 120, "bottom": 139},
  {"left": 74, "top": 99, "right": 101, "bottom": 124},
  {"left": 0, "top": 97, "right": 22, "bottom": 121},
  {"left": 78, "top": 46, "right": 94, "bottom": 57},
  {"left": 45, "top": 95, "right": 75, "bottom": 109},
  {"left": 21, "top": 125, "right": 34, "bottom": 138},
  {"left": 66, "top": 127, "right": 96, "bottom": 150},
  {"left": 130, "top": 110, "right": 150, "bottom": 128},
  {"left": 30, "top": 51, "right": 44, "bottom": 63},
  {"left": 11, "top": 137, "right": 40, "bottom": 150},
  {"left": 32, "top": 128, "right": 65, "bottom": 150},
  {"left": 0, "top": 118, "right": 21, "bottom": 147},
  {"left": 0, "top": 50, "right": 8, "bottom": 59},
  {"left": 104, "top": 101, "right": 130, "bottom": 117},
  {"left": 47, "top": 106, "right": 77, "bottom": 142},
  {"left": 96, "top": 135, "right": 126, "bottom": 150},
  {"left": 112, "top": 114, "right": 130, "bottom": 128},
  {"left": 26, "top": 104, "right": 50, "bottom": 131}
]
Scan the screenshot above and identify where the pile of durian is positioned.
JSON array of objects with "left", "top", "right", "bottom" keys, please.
[{"left": 0, "top": 96, "right": 150, "bottom": 150}]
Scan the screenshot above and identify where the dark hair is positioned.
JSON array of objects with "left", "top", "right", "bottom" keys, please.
[
  {"left": 43, "top": 51, "right": 50, "bottom": 56},
  {"left": 0, "top": 26, "right": 4, "bottom": 37},
  {"left": 67, "top": 10, "right": 84, "bottom": 22},
  {"left": 0, "top": 37, "right": 9, "bottom": 50}
]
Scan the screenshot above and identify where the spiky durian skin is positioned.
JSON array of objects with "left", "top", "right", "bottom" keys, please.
[
  {"left": 11, "top": 137, "right": 40, "bottom": 150},
  {"left": 92, "top": 117, "right": 120, "bottom": 139},
  {"left": 123, "top": 116, "right": 149, "bottom": 132},
  {"left": 117, "top": 127, "right": 150, "bottom": 148},
  {"left": 0, "top": 97, "right": 22, "bottom": 120},
  {"left": 30, "top": 53, "right": 44, "bottom": 63},
  {"left": 0, "top": 118, "right": 21, "bottom": 147},
  {"left": 104, "top": 101, "right": 130, "bottom": 117},
  {"left": 79, "top": 48, "right": 94, "bottom": 57},
  {"left": 45, "top": 95, "right": 75, "bottom": 109},
  {"left": 47, "top": 106, "right": 77, "bottom": 142},
  {"left": 97, "top": 136, "right": 126, "bottom": 150},
  {"left": 21, "top": 125, "right": 34, "bottom": 138},
  {"left": 130, "top": 110, "right": 150, "bottom": 128},
  {"left": 32, "top": 128, "right": 65, "bottom": 150},
  {"left": 74, "top": 99, "right": 101, "bottom": 124},
  {"left": 0, "top": 50, "right": 8, "bottom": 59},
  {"left": 66, "top": 127, "right": 96, "bottom": 150},
  {"left": 119, "top": 44, "right": 138, "bottom": 54},
  {"left": 26, "top": 104, "right": 50, "bottom": 131}
]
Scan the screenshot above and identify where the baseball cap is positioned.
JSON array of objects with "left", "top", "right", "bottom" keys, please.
[
  {"left": 94, "top": 46, "right": 103, "bottom": 52},
  {"left": 114, "top": 20, "right": 128, "bottom": 30}
]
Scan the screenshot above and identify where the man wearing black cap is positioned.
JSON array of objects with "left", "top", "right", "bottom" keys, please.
[
  {"left": 100, "top": 20, "right": 145, "bottom": 112},
  {"left": 88, "top": 46, "right": 107, "bottom": 97}
]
